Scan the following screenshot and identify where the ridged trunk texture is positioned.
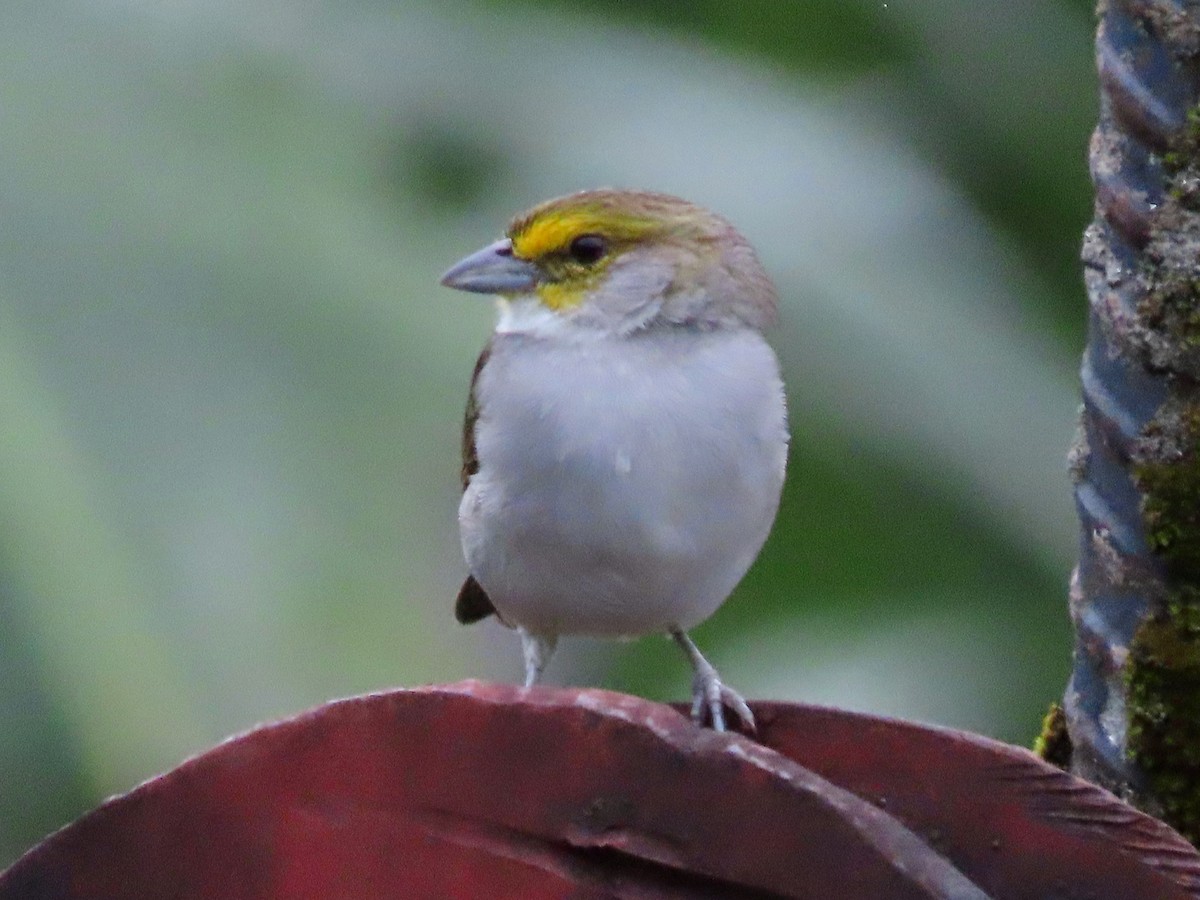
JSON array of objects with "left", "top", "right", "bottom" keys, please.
[{"left": 1065, "top": 0, "right": 1200, "bottom": 846}]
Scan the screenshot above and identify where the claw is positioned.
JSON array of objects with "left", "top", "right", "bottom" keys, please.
[
  {"left": 672, "top": 629, "right": 756, "bottom": 734},
  {"left": 692, "top": 666, "right": 756, "bottom": 733}
]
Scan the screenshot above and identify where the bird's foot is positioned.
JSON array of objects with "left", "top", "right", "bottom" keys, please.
[
  {"left": 690, "top": 661, "right": 756, "bottom": 734},
  {"left": 671, "top": 629, "right": 755, "bottom": 734}
]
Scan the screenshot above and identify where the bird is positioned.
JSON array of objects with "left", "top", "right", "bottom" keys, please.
[{"left": 440, "top": 189, "right": 788, "bottom": 732}]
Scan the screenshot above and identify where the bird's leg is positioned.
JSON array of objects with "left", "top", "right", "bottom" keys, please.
[
  {"left": 670, "top": 629, "right": 755, "bottom": 734},
  {"left": 519, "top": 628, "right": 558, "bottom": 688}
]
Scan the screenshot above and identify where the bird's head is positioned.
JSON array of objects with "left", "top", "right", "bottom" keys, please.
[{"left": 440, "top": 190, "right": 777, "bottom": 334}]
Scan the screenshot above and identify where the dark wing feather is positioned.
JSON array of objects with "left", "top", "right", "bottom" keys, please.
[
  {"left": 455, "top": 574, "right": 496, "bottom": 624},
  {"left": 456, "top": 341, "right": 497, "bottom": 624},
  {"left": 460, "top": 341, "right": 491, "bottom": 491}
]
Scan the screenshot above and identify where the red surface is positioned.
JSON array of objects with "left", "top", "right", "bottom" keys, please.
[
  {"left": 752, "top": 703, "right": 1200, "bottom": 899},
  {"left": 2, "top": 683, "right": 1197, "bottom": 899}
]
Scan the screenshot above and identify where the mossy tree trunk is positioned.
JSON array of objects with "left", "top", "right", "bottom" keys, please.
[{"left": 1055, "top": 0, "right": 1200, "bottom": 847}]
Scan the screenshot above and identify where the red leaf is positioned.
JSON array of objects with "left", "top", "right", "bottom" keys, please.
[
  {"left": 750, "top": 703, "right": 1200, "bottom": 899},
  {"left": 1, "top": 683, "right": 1195, "bottom": 898}
]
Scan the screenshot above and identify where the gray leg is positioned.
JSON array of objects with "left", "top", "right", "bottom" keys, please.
[
  {"left": 670, "top": 629, "right": 755, "bottom": 733},
  {"left": 519, "top": 628, "right": 558, "bottom": 688}
]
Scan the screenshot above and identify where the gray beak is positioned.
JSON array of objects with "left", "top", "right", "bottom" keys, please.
[{"left": 440, "top": 238, "right": 538, "bottom": 295}]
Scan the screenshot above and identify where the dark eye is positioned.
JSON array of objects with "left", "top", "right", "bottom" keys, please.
[{"left": 567, "top": 234, "right": 607, "bottom": 265}]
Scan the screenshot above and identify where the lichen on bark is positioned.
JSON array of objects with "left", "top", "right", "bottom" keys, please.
[
  {"left": 1122, "top": 97, "right": 1200, "bottom": 847},
  {"left": 1136, "top": 108, "right": 1200, "bottom": 377}
]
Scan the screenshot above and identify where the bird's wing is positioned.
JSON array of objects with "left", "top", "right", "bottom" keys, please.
[
  {"left": 460, "top": 340, "right": 490, "bottom": 491},
  {"left": 455, "top": 573, "right": 496, "bottom": 625},
  {"left": 456, "top": 341, "right": 497, "bottom": 624}
]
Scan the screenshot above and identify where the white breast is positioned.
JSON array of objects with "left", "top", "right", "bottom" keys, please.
[{"left": 459, "top": 326, "right": 788, "bottom": 637}]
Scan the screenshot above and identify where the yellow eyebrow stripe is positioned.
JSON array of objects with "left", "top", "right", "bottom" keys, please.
[{"left": 509, "top": 208, "right": 657, "bottom": 260}]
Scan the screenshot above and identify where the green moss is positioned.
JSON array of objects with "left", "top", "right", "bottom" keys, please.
[
  {"left": 1126, "top": 594, "right": 1200, "bottom": 847},
  {"left": 1162, "top": 107, "right": 1200, "bottom": 174},
  {"left": 1136, "top": 404, "right": 1200, "bottom": 581},
  {"left": 1128, "top": 400, "right": 1200, "bottom": 847},
  {"left": 1120, "top": 91, "right": 1200, "bottom": 857},
  {"left": 1033, "top": 702, "right": 1071, "bottom": 768},
  {"left": 1139, "top": 278, "right": 1200, "bottom": 349}
]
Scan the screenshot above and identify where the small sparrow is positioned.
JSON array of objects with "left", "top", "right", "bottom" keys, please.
[{"left": 440, "top": 189, "right": 788, "bottom": 732}]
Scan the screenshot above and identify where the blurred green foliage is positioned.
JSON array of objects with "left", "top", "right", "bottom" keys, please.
[{"left": 0, "top": 0, "right": 1095, "bottom": 866}]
